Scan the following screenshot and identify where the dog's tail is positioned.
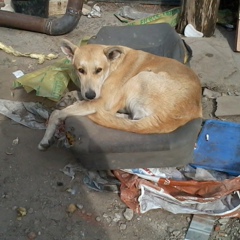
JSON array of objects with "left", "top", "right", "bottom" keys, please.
[{"left": 88, "top": 112, "right": 196, "bottom": 134}]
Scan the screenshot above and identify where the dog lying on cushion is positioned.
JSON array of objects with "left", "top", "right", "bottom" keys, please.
[{"left": 38, "top": 39, "right": 202, "bottom": 150}]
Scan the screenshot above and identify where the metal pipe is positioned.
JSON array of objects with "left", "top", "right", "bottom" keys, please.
[{"left": 0, "top": 0, "right": 83, "bottom": 35}]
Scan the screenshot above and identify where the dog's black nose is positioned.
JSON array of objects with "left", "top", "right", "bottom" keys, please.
[{"left": 85, "top": 89, "right": 96, "bottom": 100}]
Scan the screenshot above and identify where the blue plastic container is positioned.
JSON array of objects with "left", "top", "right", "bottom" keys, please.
[{"left": 193, "top": 120, "right": 240, "bottom": 176}]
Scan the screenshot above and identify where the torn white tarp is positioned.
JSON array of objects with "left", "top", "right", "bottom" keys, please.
[
  {"left": 0, "top": 99, "right": 50, "bottom": 129},
  {"left": 138, "top": 184, "right": 240, "bottom": 216}
]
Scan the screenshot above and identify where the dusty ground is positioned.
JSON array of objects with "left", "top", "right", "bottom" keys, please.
[{"left": 1, "top": 2, "right": 240, "bottom": 240}]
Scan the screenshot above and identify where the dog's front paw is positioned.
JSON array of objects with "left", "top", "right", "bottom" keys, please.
[
  {"left": 38, "top": 142, "right": 50, "bottom": 151},
  {"left": 56, "top": 91, "right": 82, "bottom": 110},
  {"left": 38, "top": 138, "right": 55, "bottom": 151}
]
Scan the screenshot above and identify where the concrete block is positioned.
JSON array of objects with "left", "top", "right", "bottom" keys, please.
[
  {"left": 215, "top": 96, "right": 240, "bottom": 117},
  {"left": 203, "top": 88, "right": 221, "bottom": 99}
]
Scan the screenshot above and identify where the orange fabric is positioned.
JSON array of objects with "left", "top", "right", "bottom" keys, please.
[
  {"left": 157, "top": 178, "right": 240, "bottom": 201},
  {"left": 113, "top": 170, "right": 240, "bottom": 217}
]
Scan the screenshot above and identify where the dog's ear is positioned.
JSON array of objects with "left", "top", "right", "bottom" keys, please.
[
  {"left": 60, "top": 39, "right": 78, "bottom": 61},
  {"left": 104, "top": 46, "right": 124, "bottom": 61}
]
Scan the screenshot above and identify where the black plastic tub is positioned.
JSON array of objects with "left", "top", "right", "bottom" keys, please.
[{"left": 12, "top": 0, "right": 49, "bottom": 18}]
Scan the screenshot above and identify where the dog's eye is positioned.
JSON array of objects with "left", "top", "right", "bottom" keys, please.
[
  {"left": 96, "top": 68, "right": 102, "bottom": 74},
  {"left": 78, "top": 68, "right": 85, "bottom": 74}
]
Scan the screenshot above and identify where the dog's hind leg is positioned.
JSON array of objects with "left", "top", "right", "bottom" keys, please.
[{"left": 88, "top": 111, "right": 190, "bottom": 134}]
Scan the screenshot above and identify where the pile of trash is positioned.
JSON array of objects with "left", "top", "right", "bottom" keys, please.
[
  {"left": 113, "top": 167, "right": 240, "bottom": 217},
  {"left": 58, "top": 160, "right": 240, "bottom": 219}
]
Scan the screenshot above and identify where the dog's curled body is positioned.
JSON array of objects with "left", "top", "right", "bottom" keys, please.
[{"left": 38, "top": 41, "right": 202, "bottom": 150}]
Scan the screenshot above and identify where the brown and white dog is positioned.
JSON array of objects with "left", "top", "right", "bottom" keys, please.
[{"left": 38, "top": 39, "right": 202, "bottom": 150}]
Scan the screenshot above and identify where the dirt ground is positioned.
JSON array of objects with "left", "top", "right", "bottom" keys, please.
[{"left": 1, "top": 2, "right": 240, "bottom": 240}]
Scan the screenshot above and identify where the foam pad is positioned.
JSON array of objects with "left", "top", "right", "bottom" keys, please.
[{"left": 66, "top": 117, "right": 202, "bottom": 170}]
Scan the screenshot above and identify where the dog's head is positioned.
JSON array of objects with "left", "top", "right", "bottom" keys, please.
[{"left": 61, "top": 39, "right": 124, "bottom": 100}]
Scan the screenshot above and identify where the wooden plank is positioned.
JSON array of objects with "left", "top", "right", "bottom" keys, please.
[
  {"left": 235, "top": 0, "right": 240, "bottom": 51},
  {"left": 236, "top": 21, "right": 240, "bottom": 51}
]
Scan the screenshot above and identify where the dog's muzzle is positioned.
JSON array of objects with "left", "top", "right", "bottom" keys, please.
[{"left": 85, "top": 89, "right": 96, "bottom": 100}]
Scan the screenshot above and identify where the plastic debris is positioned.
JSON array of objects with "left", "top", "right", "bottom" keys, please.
[
  {"left": 117, "top": 6, "right": 154, "bottom": 20},
  {"left": 0, "top": 42, "right": 58, "bottom": 64},
  {"left": 13, "top": 58, "right": 78, "bottom": 101},
  {"left": 122, "top": 167, "right": 185, "bottom": 183},
  {"left": 59, "top": 163, "right": 83, "bottom": 180},
  {"left": 184, "top": 24, "right": 204, "bottom": 37},
  {"left": 0, "top": 99, "right": 50, "bottom": 129},
  {"left": 115, "top": 7, "right": 180, "bottom": 27},
  {"left": 87, "top": 4, "right": 101, "bottom": 18},
  {"left": 12, "top": 70, "right": 24, "bottom": 79},
  {"left": 83, "top": 170, "right": 120, "bottom": 193}
]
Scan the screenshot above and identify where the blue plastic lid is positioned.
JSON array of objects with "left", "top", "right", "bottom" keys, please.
[{"left": 193, "top": 120, "right": 240, "bottom": 176}]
